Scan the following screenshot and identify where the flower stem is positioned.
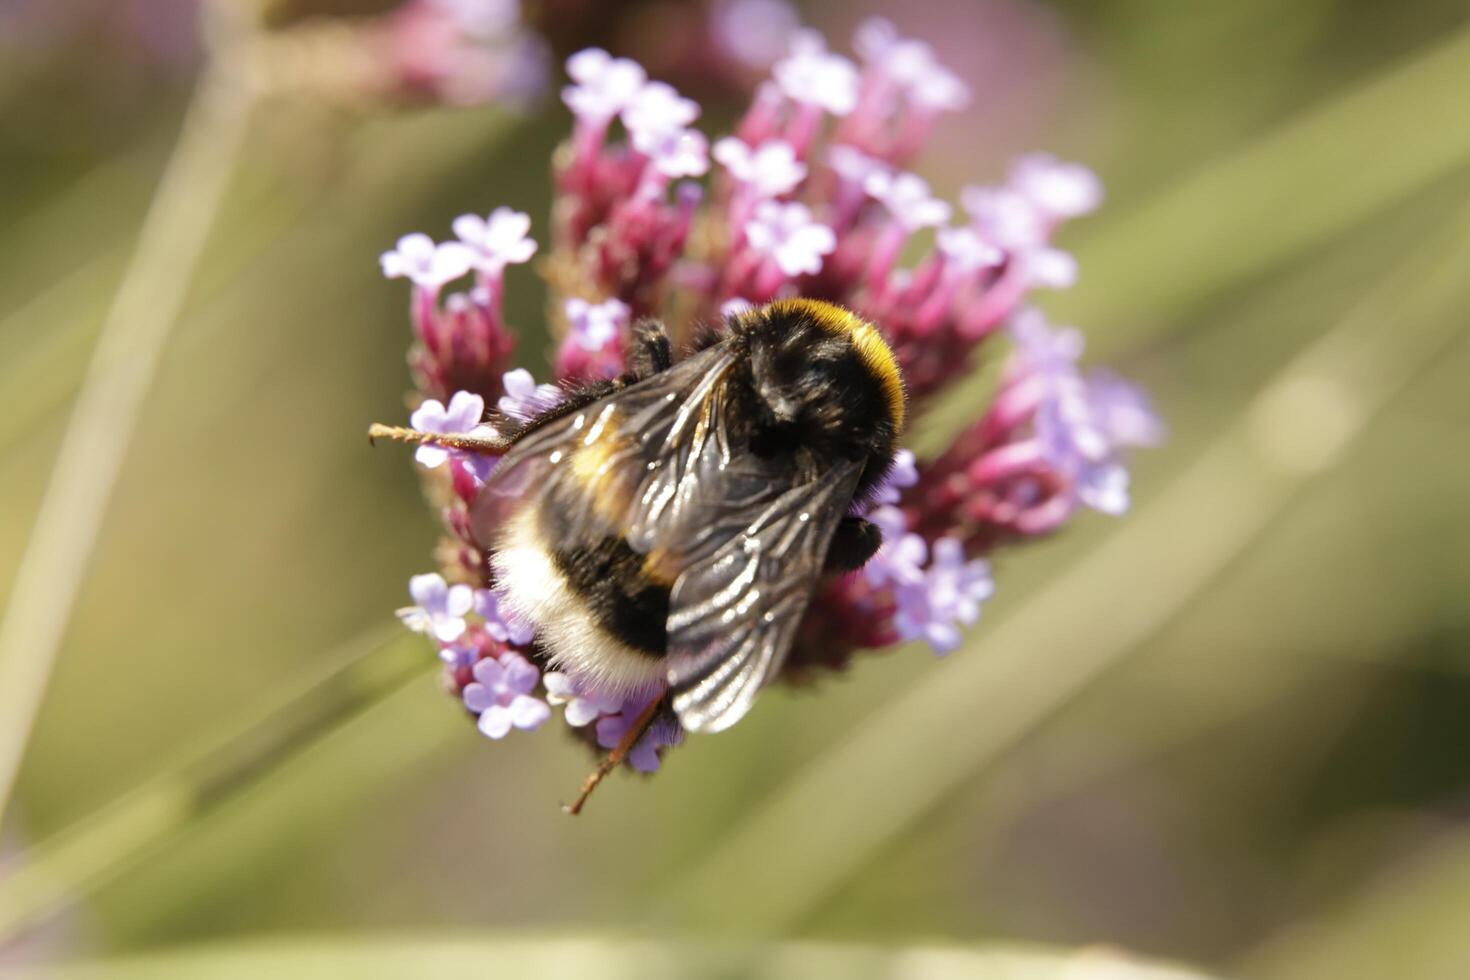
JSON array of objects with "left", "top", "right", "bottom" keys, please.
[{"left": 0, "top": 27, "right": 256, "bottom": 835}]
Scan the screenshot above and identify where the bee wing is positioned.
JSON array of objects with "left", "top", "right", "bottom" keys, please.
[
  {"left": 471, "top": 343, "right": 858, "bottom": 735},
  {"left": 666, "top": 458, "right": 864, "bottom": 733},
  {"left": 471, "top": 343, "right": 753, "bottom": 551}
]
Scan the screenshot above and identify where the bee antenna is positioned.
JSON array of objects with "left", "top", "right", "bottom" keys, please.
[
  {"left": 562, "top": 693, "right": 667, "bottom": 817},
  {"left": 366, "top": 423, "right": 509, "bottom": 455}
]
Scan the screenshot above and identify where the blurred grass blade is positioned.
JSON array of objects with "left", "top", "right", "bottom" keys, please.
[
  {"left": 0, "top": 53, "right": 254, "bottom": 830},
  {"left": 0, "top": 627, "right": 420, "bottom": 945},
  {"left": 0, "top": 935, "right": 1224, "bottom": 980},
  {"left": 656, "top": 198, "right": 1470, "bottom": 935},
  {"left": 1248, "top": 826, "right": 1470, "bottom": 980},
  {"left": 1072, "top": 20, "right": 1470, "bottom": 347}
]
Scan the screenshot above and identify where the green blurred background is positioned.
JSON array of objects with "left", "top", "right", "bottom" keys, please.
[{"left": 2, "top": 0, "right": 1469, "bottom": 977}]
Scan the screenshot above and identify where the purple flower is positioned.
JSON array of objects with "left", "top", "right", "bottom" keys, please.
[
  {"left": 871, "top": 448, "right": 919, "bottom": 506},
  {"left": 379, "top": 233, "right": 473, "bottom": 290},
  {"left": 562, "top": 48, "right": 647, "bottom": 122},
  {"left": 745, "top": 200, "right": 836, "bottom": 276},
  {"left": 451, "top": 207, "right": 538, "bottom": 275},
  {"left": 438, "top": 643, "right": 477, "bottom": 670},
  {"left": 496, "top": 368, "right": 563, "bottom": 420},
  {"left": 720, "top": 297, "right": 756, "bottom": 319},
  {"left": 1011, "top": 153, "right": 1103, "bottom": 220},
  {"left": 1011, "top": 310, "right": 1138, "bottom": 516},
  {"left": 936, "top": 226, "right": 1003, "bottom": 275},
  {"left": 428, "top": 0, "right": 520, "bottom": 38},
  {"left": 565, "top": 297, "right": 631, "bottom": 352},
  {"left": 595, "top": 693, "right": 682, "bottom": 772},
  {"left": 893, "top": 538, "right": 993, "bottom": 654},
  {"left": 961, "top": 185, "right": 1046, "bottom": 252},
  {"left": 462, "top": 652, "right": 551, "bottom": 738},
  {"left": 633, "top": 126, "right": 710, "bottom": 180},
  {"left": 622, "top": 81, "right": 700, "bottom": 140},
  {"left": 1016, "top": 245, "right": 1079, "bottom": 290},
  {"left": 863, "top": 505, "right": 927, "bottom": 590},
  {"left": 853, "top": 17, "right": 970, "bottom": 112},
  {"left": 1087, "top": 370, "right": 1166, "bottom": 450},
  {"left": 711, "top": 0, "right": 801, "bottom": 69},
  {"left": 397, "top": 572, "right": 474, "bottom": 642},
  {"left": 865, "top": 170, "right": 952, "bottom": 231},
  {"left": 773, "top": 31, "right": 860, "bottom": 116},
  {"left": 714, "top": 137, "right": 807, "bottom": 197},
  {"left": 543, "top": 672, "right": 623, "bottom": 727},
  {"left": 473, "top": 588, "right": 535, "bottom": 646},
  {"left": 827, "top": 144, "right": 888, "bottom": 187},
  {"left": 409, "top": 390, "right": 486, "bottom": 468}
]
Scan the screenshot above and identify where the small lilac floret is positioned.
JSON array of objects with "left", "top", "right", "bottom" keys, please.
[
  {"left": 721, "top": 297, "right": 756, "bottom": 319},
  {"left": 429, "top": 0, "right": 520, "bottom": 38},
  {"left": 745, "top": 200, "right": 836, "bottom": 276},
  {"left": 565, "top": 297, "right": 631, "bottom": 352},
  {"left": 1011, "top": 153, "right": 1103, "bottom": 219},
  {"left": 634, "top": 127, "right": 710, "bottom": 179},
  {"left": 962, "top": 185, "right": 1046, "bottom": 252},
  {"left": 871, "top": 449, "right": 919, "bottom": 505},
  {"left": 463, "top": 652, "right": 551, "bottom": 738},
  {"left": 438, "top": 643, "right": 477, "bottom": 670},
  {"left": 773, "top": 31, "right": 860, "bottom": 116},
  {"left": 595, "top": 693, "right": 681, "bottom": 771},
  {"left": 893, "top": 538, "right": 993, "bottom": 654},
  {"left": 711, "top": 0, "right": 801, "bottom": 68},
  {"left": 827, "top": 144, "right": 888, "bottom": 187},
  {"left": 452, "top": 207, "right": 538, "bottom": 274},
  {"left": 409, "top": 390, "right": 486, "bottom": 469},
  {"left": 380, "top": 233, "right": 473, "bottom": 290},
  {"left": 713, "top": 137, "right": 807, "bottom": 197},
  {"left": 1086, "top": 370, "right": 1166, "bottom": 450},
  {"left": 1018, "top": 246, "right": 1078, "bottom": 290},
  {"left": 936, "top": 226, "right": 1003, "bottom": 274},
  {"left": 473, "top": 588, "right": 535, "bottom": 646},
  {"left": 497, "top": 368, "right": 564, "bottom": 420},
  {"left": 853, "top": 17, "right": 970, "bottom": 111},
  {"left": 863, "top": 505, "right": 927, "bottom": 590},
  {"left": 1009, "top": 309, "right": 1152, "bottom": 517},
  {"left": 864, "top": 170, "right": 952, "bottom": 230},
  {"left": 398, "top": 573, "right": 474, "bottom": 643},
  {"left": 543, "top": 672, "right": 624, "bottom": 727},
  {"left": 622, "top": 80, "right": 700, "bottom": 139},
  {"left": 562, "top": 48, "right": 647, "bottom": 121}
]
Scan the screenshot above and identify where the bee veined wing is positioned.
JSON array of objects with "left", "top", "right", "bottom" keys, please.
[
  {"left": 470, "top": 344, "right": 754, "bottom": 552},
  {"left": 666, "top": 458, "right": 864, "bottom": 733}
]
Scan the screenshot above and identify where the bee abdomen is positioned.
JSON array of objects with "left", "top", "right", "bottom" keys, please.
[{"left": 552, "top": 537, "right": 670, "bottom": 655}]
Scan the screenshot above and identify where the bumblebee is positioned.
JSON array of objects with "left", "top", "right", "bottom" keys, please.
[{"left": 385, "top": 299, "right": 906, "bottom": 735}]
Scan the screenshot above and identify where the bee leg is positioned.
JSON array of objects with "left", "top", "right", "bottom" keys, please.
[
  {"left": 825, "top": 516, "right": 883, "bottom": 572},
  {"left": 563, "top": 691, "right": 666, "bottom": 816},
  {"left": 625, "top": 318, "right": 673, "bottom": 380},
  {"left": 366, "top": 424, "right": 509, "bottom": 454}
]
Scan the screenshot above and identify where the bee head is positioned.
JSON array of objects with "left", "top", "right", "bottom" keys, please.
[{"left": 737, "top": 300, "right": 905, "bottom": 488}]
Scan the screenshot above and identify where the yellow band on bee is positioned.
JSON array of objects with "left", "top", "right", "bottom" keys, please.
[{"left": 766, "top": 298, "right": 906, "bottom": 433}]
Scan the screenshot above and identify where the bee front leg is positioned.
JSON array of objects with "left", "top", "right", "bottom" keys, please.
[
  {"left": 625, "top": 319, "right": 673, "bottom": 380},
  {"left": 825, "top": 516, "right": 884, "bottom": 572}
]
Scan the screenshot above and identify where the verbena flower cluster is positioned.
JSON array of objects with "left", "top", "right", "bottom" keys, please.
[{"left": 383, "top": 18, "right": 1160, "bottom": 772}]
